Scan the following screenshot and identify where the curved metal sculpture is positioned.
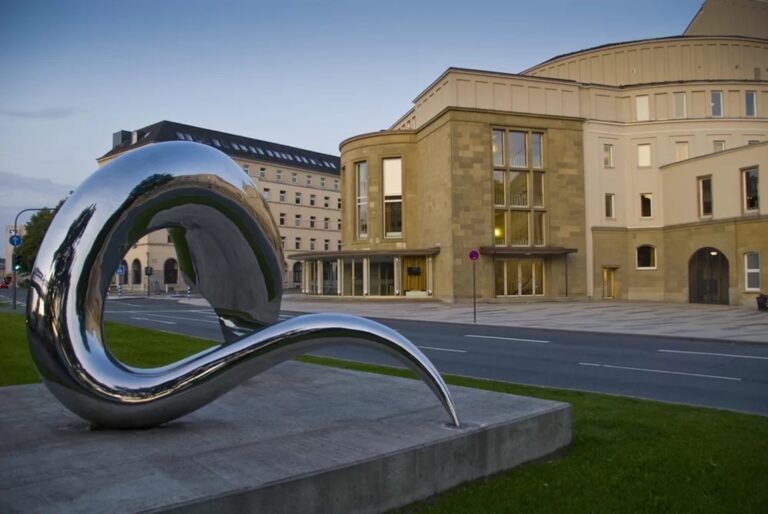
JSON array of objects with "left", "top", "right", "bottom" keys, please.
[{"left": 26, "top": 141, "right": 459, "bottom": 429}]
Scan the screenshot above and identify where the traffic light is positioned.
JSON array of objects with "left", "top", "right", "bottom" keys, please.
[{"left": 13, "top": 253, "right": 22, "bottom": 272}]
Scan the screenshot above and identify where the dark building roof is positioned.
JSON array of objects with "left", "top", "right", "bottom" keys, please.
[{"left": 99, "top": 120, "right": 341, "bottom": 176}]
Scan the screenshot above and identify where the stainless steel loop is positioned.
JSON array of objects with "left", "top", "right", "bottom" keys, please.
[{"left": 26, "top": 141, "right": 459, "bottom": 428}]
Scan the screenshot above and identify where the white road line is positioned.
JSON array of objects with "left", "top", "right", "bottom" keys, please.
[
  {"left": 143, "top": 313, "right": 219, "bottom": 324},
  {"left": 658, "top": 349, "right": 768, "bottom": 361},
  {"left": 578, "top": 362, "right": 741, "bottom": 381},
  {"left": 465, "top": 334, "right": 550, "bottom": 344},
  {"left": 131, "top": 316, "right": 176, "bottom": 325},
  {"left": 418, "top": 345, "right": 467, "bottom": 353}
]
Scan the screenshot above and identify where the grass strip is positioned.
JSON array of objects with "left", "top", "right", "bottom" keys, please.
[{"left": 2, "top": 310, "right": 767, "bottom": 513}]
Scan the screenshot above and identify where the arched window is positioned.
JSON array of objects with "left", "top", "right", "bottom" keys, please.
[
  {"left": 132, "top": 259, "right": 142, "bottom": 285},
  {"left": 636, "top": 245, "right": 656, "bottom": 269},
  {"left": 164, "top": 259, "right": 178, "bottom": 284},
  {"left": 293, "top": 262, "right": 302, "bottom": 283}
]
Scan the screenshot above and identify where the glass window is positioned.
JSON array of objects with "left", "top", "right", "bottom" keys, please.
[
  {"left": 279, "top": 213, "right": 285, "bottom": 226},
  {"left": 494, "top": 259, "right": 544, "bottom": 296},
  {"left": 383, "top": 158, "right": 403, "bottom": 237},
  {"left": 509, "top": 211, "right": 529, "bottom": 245},
  {"left": 324, "top": 196, "right": 330, "bottom": 208},
  {"left": 508, "top": 132, "right": 527, "bottom": 168},
  {"left": 637, "top": 245, "right": 656, "bottom": 269},
  {"left": 603, "top": 144, "right": 614, "bottom": 168},
  {"left": 532, "top": 171, "right": 544, "bottom": 207},
  {"left": 294, "top": 237, "right": 301, "bottom": 250},
  {"left": 699, "top": 177, "right": 713, "bottom": 217},
  {"left": 508, "top": 171, "right": 528, "bottom": 207},
  {"left": 310, "top": 194, "right": 316, "bottom": 206},
  {"left": 743, "top": 167, "right": 759, "bottom": 212},
  {"left": 276, "top": 170, "right": 282, "bottom": 181},
  {"left": 294, "top": 214, "right": 301, "bottom": 227},
  {"left": 291, "top": 172, "right": 297, "bottom": 184},
  {"left": 310, "top": 238, "right": 316, "bottom": 251},
  {"left": 745, "top": 253, "right": 760, "bottom": 291},
  {"left": 673, "top": 92, "right": 687, "bottom": 118},
  {"left": 675, "top": 141, "right": 689, "bottom": 162},
  {"left": 295, "top": 192, "right": 302, "bottom": 204},
  {"left": 280, "top": 236, "right": 285, "bottom": 249},
  {"left": 531, "top": 133, "right": 543, "bottom": 169},
  {"left": 494, "top": 211, "right": 505, "bottom": 245},
  {"left": 324, "top": 217, "right": 330, "bottom": 229},
  {"left": 713, "top": 140, "right": 726, "bottom": 152},
  {"left": 324, "top": 239, "right": 330, "bottom": 251},
  {"left": 493, "top": 171, "right": 505, "bottom": 206},
  {"left": 492, "top": 130, "right": 504, "bottom": 167},
  {"left": 279, "top": 190, "right": 286, "bottom": 202},
  {"left": 640, "top": 193, "right": 653, "bottom": 218},
  {"left": 533, "top": 212, "right": 544, "bottom": 246},
  {"left": 636, "top": 95, "right": 650, "bottom": 121},
  {"left": 320, "top": 177, "right": 326, "bottom": 187},
  {"left": 746, "top": 91, "right": 756, "bottom": 117},
  {"left": 605, "top": 193, "right": 615, "bottom": 219},
  {"left": 306, "top": 175, "right": 312, "bottom": 185},
  {"left": 711, "top": 91, "right": 723, "bottom": 117},
  {"left": 259, "top": 168, "right": 266, "bottom": 178},
  {"left": 309, "top": 216, "right": 316, "bottom": 228},
  {"left": 262, "top": 188, "right": 270, "bottom": 200},
  {"left": 637, "top": 144, "right": 651, "bottom": 167}
]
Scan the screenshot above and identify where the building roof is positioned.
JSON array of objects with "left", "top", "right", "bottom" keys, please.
[{"left": 99, "top": 120, "right": 341, "bottom": 176}]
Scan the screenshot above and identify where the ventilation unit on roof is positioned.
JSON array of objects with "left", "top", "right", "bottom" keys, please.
[{"left": 112, "top": 130, "right": 131, "bottom": 148}]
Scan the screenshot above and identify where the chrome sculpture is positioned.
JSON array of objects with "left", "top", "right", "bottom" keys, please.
[{"left": 26, "top": 141, "right": 459, "bottom": 429}]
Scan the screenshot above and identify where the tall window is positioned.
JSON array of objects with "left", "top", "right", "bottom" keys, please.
[
  {"left": 605, "top": 193, "right": 615, "bottom": 219},
  {"left": 745, "top": 91, "right": 756, "bottom": 117},
  {"left": 279, "top": 213, "right": 285, "bottom": 226},
  {"left": 743, "top": 167, "right": 759, "bottom": 213},
  {"left": 279, "top": 190, "right": 286, "bottom": 202},
  {"left": 294, "top": 214, "right": 301, "bottom": 227},
  {"left": 603, "top": 144, "right": 614, "bottom": 168},
  {"left": 713, "top": 140, "right": 726, "bottom": 152},
  {"left": 711, "top": 91, "right": 723, "bottom": 117},
  {"left": 494, "top": 259, "right": 544, "bottom": 296},
  {"left": 309, "top": 194, "right": 316, "bottom": 206},
  {"left": 383, "top": 157, "right": 403, "bottom": 238},
  {"left": 492, "top": 129, "right": 546, "bottom": 247},
  {"left": 163, "top": 259, "right": 178, "bottom": 284},
  {"left": 276, "top": 170, "right": 282, "bottom": 181},
  {"left": 294, "top": 237, "right": 301, "bottom": 250},
  {"left": 309, "top": 216, "right": 316, "bottom": 228},
  {"left": 675, "top": 141, "right": 689, "bottom": 162},
  {"left": 295, "top": 192, "right": 302, "bottom": 205},
  {"left": 355, "top": 162, "right": 368, "bottom": 239},
  {"left": 698, "top": 176, "right": 713, "bottom": 217},
  {"left": 673, "top": 92, "right": 687, "bottom": 118},
  {"left": 640, "top": 193, "right": 653, "bottom": 218},
  {"left": 324, "top": 217, "right": 330, "bottom": 229},
  {"left": 310, "top": 238, "right": 316, "bottom": 250},
  {"left": 131, "top": 259, "right": 142, "bottom": 285},
  {"left": 636, "top": 245, "right": 656, "bottom": 269},
  {"left": 291, "top": 172, "right": 297, "bottom": 184},
  {"left": 745, "top": 252, "right": 760, "bottom": 291},
  {"left": 636, "top": 95, "right": 650, "bottom": 121},
  {"left": 637, "top": 144, "right": 651, "bottom": 167}
]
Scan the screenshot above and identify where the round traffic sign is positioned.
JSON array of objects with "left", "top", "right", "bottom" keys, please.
[
  {"left": 116, "top": 265, "right": 126, "bottom": 276},
  {"left": 468, "top": 249, "right": 480, "bottom": 261},
  {"left": 9, "top": 234, "right": 22, "bottom": 247}
]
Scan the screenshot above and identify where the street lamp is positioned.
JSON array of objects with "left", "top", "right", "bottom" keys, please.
[{"left": 11, "top": 207, "right": 51, "bottom": 310}]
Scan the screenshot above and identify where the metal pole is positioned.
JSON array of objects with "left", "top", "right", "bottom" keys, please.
[
  {"left": 11, "top": 207, "right": 50, "bottom": 310},
  {"left": 472, "top": 259, "right": 477, "bottom": 324}
]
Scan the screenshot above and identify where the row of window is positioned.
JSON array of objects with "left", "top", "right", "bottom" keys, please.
[
  {"left": 257, "top": 167, "right": 340, "bottom": 189},
  {"left": 635, "top": 90, "right": 758, "bottom": 121},
  {"left": 603, "top": 167, "right": 760, "bottom": 221},
  {"left": 603, "top": 139, "right": 761, "bottom": 169},
  {"left": 281, "top": 236, "right": 341, "bottom": 252},
  {"left": 356, "top": 158, "right": 403, "bottom": 240},
  {"left": 262, "top": 188, "right": 341, "bottom": 209},
  {"left": 116, "top": 258, "right": 179, "bottom": 285},
  {"left": 278, "top": 213, "right": 341, "bottom": 230},
  {"left": 635, "top": 247, "right": 761, "bottom": 289}
]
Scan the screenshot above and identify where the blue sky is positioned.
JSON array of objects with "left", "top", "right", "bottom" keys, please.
[{"left": 0, "top": 0, "right": 703, "bottom": 226}]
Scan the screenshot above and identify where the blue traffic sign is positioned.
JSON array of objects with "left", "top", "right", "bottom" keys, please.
[
  {"left": 116, "top": 265, "right": 126, "bottom": 276},
  {"left": 9, "top": 234, "right": 21, "bottom": 247}
]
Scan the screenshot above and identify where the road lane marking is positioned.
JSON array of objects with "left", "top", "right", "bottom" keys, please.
[
  {"left": 465, "top": 334, "right": 550, "bottom": 344},
  {"left": 418, "top": 345, "right": 467, "bottom": 353},
  {"left": 130, "top": 316, "right": 176, "bottom": 325},
  {"left": 578, "top": 362, "right": 741, "bottom": 381},
  {"left": 658, "top": 349, "right": 768, "bottom": 361}
]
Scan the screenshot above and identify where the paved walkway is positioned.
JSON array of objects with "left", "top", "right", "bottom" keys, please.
[{"left": 179, "top": 294, "right": 768, "bottom": 344}]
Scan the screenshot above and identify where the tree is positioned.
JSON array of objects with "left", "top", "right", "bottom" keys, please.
[{"left": 16, "top": 199, "right": 66, "bottom": 272}]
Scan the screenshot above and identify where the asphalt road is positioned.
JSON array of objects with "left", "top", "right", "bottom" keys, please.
[{"left": 4, "top": 291, "right": 767, "bottom": 416}]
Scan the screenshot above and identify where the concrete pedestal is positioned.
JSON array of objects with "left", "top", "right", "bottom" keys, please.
[{"left": 0, "top": 362, "right": 571, "bottom": 513}]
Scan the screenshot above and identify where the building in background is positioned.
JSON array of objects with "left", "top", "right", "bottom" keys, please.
[
  {"left": 98, "top": 121, "right": 341, "bottom": 293},
  {"left": 296, "top": 0, "right": 767, "bottom": 305}
]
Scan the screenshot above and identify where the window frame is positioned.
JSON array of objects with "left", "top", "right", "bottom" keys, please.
[
  {"left": 674, "top": 141, "right": 689, "bottom": 162},
  {"left": 745, "top": 90, "right": 756, "bottom": 118},
  {"left": 637, "top": 143, "right": 651, "bottom": 168},
  {"left": 605, "top": 193, "right": 615, "bottom": 220},
  {"left": 640, "top": 193, "right": 653, "bottom": 219},
  {"left": 382, "top": 157, "right": 403, "bottom": 239},
  {"left": 698, "top": 175, "right": 713, "bottom": 218},
  {"left": 635, "top": 95, "right": 650, "bottom": 121},
  {"left": 673, "top": 92, "right": 687, "bottom": 119},
  {"left": 745, "top": 252, "right": 760, "bottom": 291},
  {"left": 636, "top": 245, "right": 657, "bottom": 270},
  {"left": 603, "top": 143, "right": 614, "bottom": 168},
  {"left": 711, "top": 90, "right": 723, "bottom": 117},
  {"left": 713, "top": 140, "right": 726, "bottom": 153},
  {"left": 742, "top": 166, "right": 759, "bottom": 214},
  {"left": 355, "top": 161, "right": 368, "bottom": 240}
]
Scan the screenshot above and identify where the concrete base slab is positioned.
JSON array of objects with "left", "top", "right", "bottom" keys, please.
[{"left": 0, "top": 362, "right": 571, "bottom": 514}]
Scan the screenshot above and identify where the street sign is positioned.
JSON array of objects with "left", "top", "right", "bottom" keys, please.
[
  {"left": 468, "top": 249, "right": 479, "bottom": 261},
  {"left": 9, "top": 234, "right": 22, "bottom": 247},
  {"left": 116, "top": 265, "right": 126, "bottom": 276}
]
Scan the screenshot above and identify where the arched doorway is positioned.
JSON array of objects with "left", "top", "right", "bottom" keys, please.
[
  {"left": 688, "top": 248, "right": 729, "bottom": 305},
  {"left": 164, "top": 259, "right": 178, "bottom": 284},
  {"left": 131, "top": 259, "right": 142, "bottom": 285},
  {"left": 293, "top": 262, "right": 302, "bottom": 284}
]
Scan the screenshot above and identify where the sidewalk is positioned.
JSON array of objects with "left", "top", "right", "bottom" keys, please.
[{"left": 180, "top": 294, "right": 768, "bottom": 344}]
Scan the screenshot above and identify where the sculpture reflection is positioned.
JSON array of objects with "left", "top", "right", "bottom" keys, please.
[{"left": 26, "top": 142, "right": 459, "bottom": 429}]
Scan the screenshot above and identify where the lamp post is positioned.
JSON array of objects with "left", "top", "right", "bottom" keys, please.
[{"left": 11, "top": 207, "right": 51, "bottom": 310}]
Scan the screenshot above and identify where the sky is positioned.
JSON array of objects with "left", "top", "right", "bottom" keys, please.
[{"left": 0, "top": 0, "right": 704, "bottom": 227}]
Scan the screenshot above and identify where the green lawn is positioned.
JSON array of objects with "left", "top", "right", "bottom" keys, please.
[{"left": 2, "top": 308, "right": 767, "bottom": 513}]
